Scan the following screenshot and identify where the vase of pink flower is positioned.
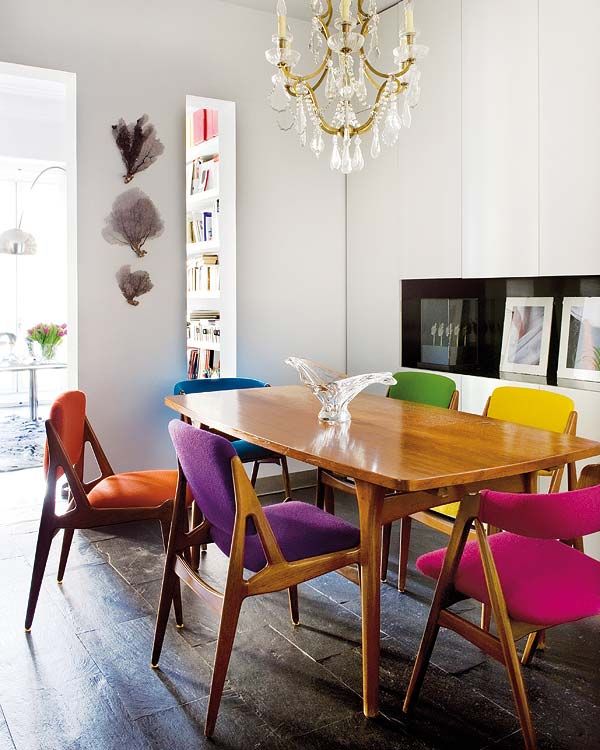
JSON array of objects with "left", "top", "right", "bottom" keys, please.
[{"left": 26, "top": 323, "right": 67, "bottom": 361}]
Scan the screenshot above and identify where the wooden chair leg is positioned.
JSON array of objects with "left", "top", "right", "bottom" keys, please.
[
  {"left": 190, "top": 503, "right": 201, "bottom": 570},
  {"left": 288, "top": 585, "right": 299, "bottom": 625},
  {"left": 501, "top": 628, "right": 537, "bottom": 749},
  {"left": 381, "top": 523, "right": 392, "bottom": 582},
  {"left": 160, "top": 520, "right": 184, "bottom": 628},
  {"left": 474, "top": 520, "right": 537, "bottom": 750},
  {"left": 324, "top": 484, "right": 335, "bottom": 515},
  {"left": 250, "top": 461, "right": 260, "bottom": 487},
  {"left": 172, "top": 580, "right": 184, "bottom": 629},
  {"left": 567, "top": 461, "right": 577, "bottom": 492},
  {"left": 205, "top": 589, "right": 244, "bottom": 737},
  {"left": 481, "top": 603, "right": 492, "bottom": 632},
  {"left": 315, "top": 468, "right": 325, "bottom": 509},
  {"left": 25, "top": 518, "right": 56, "bottom": 631},
  {"left": 521, "top": 631, "right": 542, "bottom": 666},
  {"left": 151, "top": 561, "right": 179, "bottom": 666},
  {"left": 280, "top": 456, "right": 292, "bottom": 499},
  {"left": 398, "top": 516, "right": 411, "bottom": 592},
  {"left": 404, "top": 492, "right": 477, "bottom": 715},
  {"left": 403, "top": 610, "right": 441, "bottom": 713},
  {"left": 57, "top": 528, "right": 74, "bottom": 584}
]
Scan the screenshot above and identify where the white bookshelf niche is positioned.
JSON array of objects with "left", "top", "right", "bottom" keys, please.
[{"left": 185, "top": 95, "right": 236, "bottom": 379}]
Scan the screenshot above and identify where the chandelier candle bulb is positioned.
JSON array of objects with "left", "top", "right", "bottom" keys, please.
[
  {"left": 404, "top": 0, "right": 415, "bottom": 32},
  {"left": 277, "top": 0, "right": 287, "bottom": 38},
  {"left": 340, "top": 0, "right": 351, "bottom": 24}
]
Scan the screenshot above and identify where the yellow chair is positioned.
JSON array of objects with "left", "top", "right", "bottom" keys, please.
[{"left": 400, "top": 386, "right": 578, "bottom": 592}]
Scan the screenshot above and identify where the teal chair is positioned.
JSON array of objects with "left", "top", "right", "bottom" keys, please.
[
  {"left": 316, "top": 370, "right": 458, "bottom": 588},
  {"left": 173, "top": 378, "right": 291, "bottom": 498}
]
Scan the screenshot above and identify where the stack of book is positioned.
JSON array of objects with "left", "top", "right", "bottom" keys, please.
[
  {"left": 187, "top": 254, "right": 220, "bottom": 294},
  {"left": 187, "top": 348, "right": 220, "bottom": 379},
  {"left": 187, "top": 211, "right": 215, "bottom": 244},
  {"left": 187, "top": 309, "right": 221, "bottom": 378},
  {"left": 186, "top": 108, "right": 219, "bottom": 147},
  {"left": 189, "top": 155, "right": 219, "bottom": 195}
]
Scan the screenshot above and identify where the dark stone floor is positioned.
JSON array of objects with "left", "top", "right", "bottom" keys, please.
[{"left": 1, "top": 468, "right": 599, "bottom": 749}]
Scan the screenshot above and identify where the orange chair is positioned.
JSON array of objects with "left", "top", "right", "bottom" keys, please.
[{"left": 25, "top": 390, "right": 186, "bottom": 631}]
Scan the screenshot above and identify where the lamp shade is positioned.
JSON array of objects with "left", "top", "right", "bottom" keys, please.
[{"left": 0, "top": 228, "right": 36, "bottom": 255}]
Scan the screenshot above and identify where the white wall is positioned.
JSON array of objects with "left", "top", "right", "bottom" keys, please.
[
  {"left": 347, "top": 0, "right": 462, "bottom": 375},
  {"left": 0, "top": 0, "right": 346, "bottom": 472}
]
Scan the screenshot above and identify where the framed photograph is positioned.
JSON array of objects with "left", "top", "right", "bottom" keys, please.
[
  {"left": 557, "top": 297, "right": 600, "bottom": 383},
  {"left": 499, "top": 297, "right": 553, "bottom": 377}
]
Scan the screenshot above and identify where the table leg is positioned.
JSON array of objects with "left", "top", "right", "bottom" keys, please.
[
  {"left": 29, "top": 368, "right": 38, "bottom": 421},
  {"left": 355, "top": 479, "right": 385, "bottom": 718}
]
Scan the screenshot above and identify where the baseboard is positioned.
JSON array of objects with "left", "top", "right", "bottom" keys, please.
[{"left": 255, "top": 468, "right": 317, "bottom": 497}]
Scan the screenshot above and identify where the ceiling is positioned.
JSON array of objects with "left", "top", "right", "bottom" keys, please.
[{"left": 219, "top": 0, "right": 400, "bottom": 21}]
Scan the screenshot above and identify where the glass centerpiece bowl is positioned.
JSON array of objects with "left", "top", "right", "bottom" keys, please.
[{"left": 285, "top": 356, "right": 396, "bottom": 423}]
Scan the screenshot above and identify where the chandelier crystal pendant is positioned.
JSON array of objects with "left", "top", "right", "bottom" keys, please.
[{"left": 266, "top": 0, "right": 428, "bottom": 173}]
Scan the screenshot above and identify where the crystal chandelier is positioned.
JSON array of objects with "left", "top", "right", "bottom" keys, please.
[{"left": 266, "top": 0, "right": 428, "bottom": 173}]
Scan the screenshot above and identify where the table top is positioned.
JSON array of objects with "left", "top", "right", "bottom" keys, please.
[
  {"left": 0, "top": 360, "right": 67, "bottom": 373},
  {"left": 165, "top": 385, "right": 600, "bottom": 492}
]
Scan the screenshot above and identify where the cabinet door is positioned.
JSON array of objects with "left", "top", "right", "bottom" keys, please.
[
  {"left": 397, "top": 0, "right": 461, "bottom": 280},
  {"left": 462, "top": 0, "right": 539, "bottom": 278},
  {"left": 539, "top": 0, "right": 600, "bottom": 276}
]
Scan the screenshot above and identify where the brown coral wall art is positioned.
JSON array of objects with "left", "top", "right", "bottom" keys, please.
[
  {"left": 102, "top": 188, "right": 164, "bottom": 257},
  {"left": 116, "top": 264, "right": 154, "bottom": 306},
  {"left": 112, "top": 114, "right": 164, "bottom": 183}
]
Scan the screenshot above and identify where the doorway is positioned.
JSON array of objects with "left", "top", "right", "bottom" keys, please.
[{"left": 0, "top": 63, "right": 76, "bottom": 473}]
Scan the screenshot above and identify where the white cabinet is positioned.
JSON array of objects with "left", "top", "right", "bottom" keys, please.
[
  {"left": 461, "top": 0, "right": 539, "bottom": 278},
  {"left": 397, "top": 0, "right": 461, "bottom": 280},
  {"left": 347, "top": 0, "right": 462, "bottom": 372},
  {"left": 539, "top": 0, "right": 600, "bottom": 276}
]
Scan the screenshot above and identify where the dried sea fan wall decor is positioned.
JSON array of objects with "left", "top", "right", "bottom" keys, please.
[
  {"left": 112, "top": 114, "right": 164, "bottom": 183},
  {"left": 116, "top": 264, "right": 154, "bottom": 306},
  {"left": 102, "top": 188, "right": 164, "bottom": 257}
]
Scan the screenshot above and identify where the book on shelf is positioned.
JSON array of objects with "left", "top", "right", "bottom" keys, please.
[
  {"left": 187, "top": 211, "right": 217, "bottom": 244},
  {"left": 187, "top": 347, "right": 220, "bottom": 379},
  {"left": 186, "top": 258, "right": 220, "bottom": 294},
  {"left": 189, "top": 155, "right": 219, "bottom": 196},
  {"left": 191, "top": 108, "right": 219, "bottom": 146}
]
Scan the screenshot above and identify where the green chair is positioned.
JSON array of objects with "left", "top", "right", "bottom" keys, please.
[{"left": 316, "top": 370, "right": 458, "bottom": 588}]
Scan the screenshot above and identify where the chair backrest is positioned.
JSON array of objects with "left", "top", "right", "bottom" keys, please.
[
  {"left": 169, "top": 419, "right": 238, "bottom": 535},
  {"left": 486, "top": 386, "right": 574, "bottom": 434},
  {"left": 173, "top": 377, "right": 268, "bottom": 396},
  {"left": 388, "top": 371, "right": 456, "bottom": 409},
  {"left": 480, "top": 485, "right": 600, "bottom": 541},
  {"left": 43, "top": 390, "right": 86, "bottom": 477}
]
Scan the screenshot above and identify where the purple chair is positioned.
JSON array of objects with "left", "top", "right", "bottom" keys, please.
[
  {"left": 403, "top": 465, "right": 600, "bottom": 750},
  {"left": 152, "top": 420, "right": 361, "bottom": 737}
]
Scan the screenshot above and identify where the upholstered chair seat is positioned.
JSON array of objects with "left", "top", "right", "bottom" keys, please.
[
  {"left": 210, "top": 500, "right": 360, "bottom": 572},
  {"left": 88, "top": 470, "right": 184, "bottom": 509}
]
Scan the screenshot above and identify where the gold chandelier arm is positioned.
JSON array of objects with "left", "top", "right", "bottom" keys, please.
[
  {"left": 356, "top": 0, "right": 369, "bottom": 23},
  {"left": 352, "top": 77, "right": 407, "bottom": 136},
  {"left": 321, "top": 0, "right": 334, "bottom": 26},
  {"left": 284, "top": 80, "right": 342, "bottom": 136},
  {"left": 363, "top": 53, "right": 413, "bottom": 82}
]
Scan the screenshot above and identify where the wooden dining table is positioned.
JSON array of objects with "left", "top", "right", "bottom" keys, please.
[{"left": 165, "top": 384, "right": 600, "bottom": 718}]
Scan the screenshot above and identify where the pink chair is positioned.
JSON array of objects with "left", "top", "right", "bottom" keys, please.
[{"left": 402, "top": 465, "right": 600, "bottom": 750}]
